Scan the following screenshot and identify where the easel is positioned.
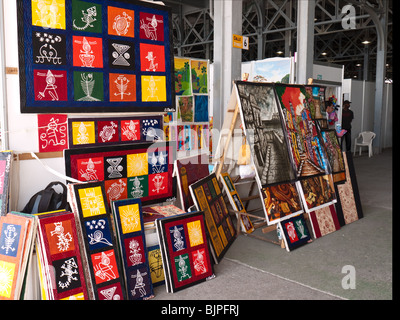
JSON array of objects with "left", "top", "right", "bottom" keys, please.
[{"left": 214, "top": 84, "right": 284, "bottom": 248}]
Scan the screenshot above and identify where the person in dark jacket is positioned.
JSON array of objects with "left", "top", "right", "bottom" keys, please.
[{"left": 341, "top": 100, "right": 354, "bottom": 151}]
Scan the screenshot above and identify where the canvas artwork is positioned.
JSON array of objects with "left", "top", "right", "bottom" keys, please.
[
  {"left": 174, "top": 153, "right": 210, "bottom": 211},
  {"left": 111, "top": 198, "right": 154, "bottom": 300},
  {"left": 189, "top": 173, "right": 236, "bottom": 263},
  {"left": 156, "top": 211, "right": 215, "bottom": 292},
  {"left": 68, "top": 115, "right": 163, "bottom": 148},
  {"left": 321, "top": 130, "right": 346, "bottom": 183},
  {"left": 177, "top": 96, "right": 194, "bottom": 122},
  {"left": 191, "top": 59, "right": 208, "bottom": 94},
  {"left": 334, "top": 152, "right": 363, "bottom": 226},
  {"left": 38, "top": 114, "right": 68, "bottom": 152},
  {"left": 64, "top": 141, "right": 176, "bottom": 206},
  {"left": 174, "top": 57, "right": 192, "bottom": 96},
  {"left": 0, "top": 212, "right": 37, "bottom": 300},
  {"left": 298, "top": 174, "right": 336, "bottom": 213},
  {"left": 235, "top": 81, "right": 296, "bottom": 187},
  {"left": 67, "top": 181, "right": 126, "bottom": 300},
  {"left": 147, "top": 244, "right": 165, "bottom": 287},
  {"left": 176, "top": 124, "right": 208, "bottom": 152},
  {"left": 274, "top": 84, "right": 331, "bottom": 179},
  {"left": 305, "top": 85, "right": 327, "bottom": 120},
  {"left": 279, "top": 214, "right": 311, "bottom": 252},
  {"left": 0, "top": 152, "right": 12, "bottom": 217},
  {"left": 219, "top": 172, "right": 254, "bottom": 233},
  {"left": 261, "top": 182, "right": 304, "bottom": 225},
  {"left": 194, "top": 95, "right": 209, "bottom": 122},
  {"left": 17, "top": 0, "right": 175, "bottom": 113},
  {"left": 307, "top": 204, "right": 340, "bottom": 239},
  {"left": 35, "top": 211, "right": 88, "bottom": 300}
]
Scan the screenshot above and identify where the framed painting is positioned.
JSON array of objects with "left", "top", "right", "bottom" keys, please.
[
  {"left": 64, "top": 141, "right": 176, "bottom": 206},
  {"left": 279, "top": 214, "right": 312, "bottom": 252},
  {"left": 67, "top": 181, "right": 126, "bottom": 300},
  {"left": 156, "top": 211, "right": 215, "bottom": 292},
  {"left": 321, "top": 129, "right": 346, "bottom": 183},
  {"left": 298, "top": 174, "right": 336, "bottom": 213},
  {"left": 174, "top": 153, "right": 210, "bottom": 211},
  {"left": 68, "top": 115, "right": 163, "bottom": 148},
  {"left": 36, "top": 211, "right": 88, "bottom": 300},
  {"left": 305, "top": 85, "right": 327, "bottom": 120},
  {"left": 111, "top": 198, "right": 154, "bottom": 300},
  {"left": 307, "top": 204, "right": 340, "bottom": 239},
  {"left": 219, "top": 172, "right": 254, "bottom": 233},
  {"left": 17, "top": 0, "right": 175, "bottom": 113},
  {"left": 274, "top": 83, "right": 331, "bottom": 179},
  {"left": 174, "top": 57, "right": 192, "bottom": 96},
  {"left": 189, "top": 173, "right": 236, "bottom": 263},
  {"left": 260, "top": 182, "right": 304, "bottom": 225},
  {"left": 235, "top": 81, "right": 296, "bottom": 187},
  {"left": 334, "top": 152, "right": 364, "bottom": 226}
]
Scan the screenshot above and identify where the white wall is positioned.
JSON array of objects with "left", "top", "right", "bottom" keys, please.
[{"left": 342, "top": 79, "right": 392, "bottom": 150}]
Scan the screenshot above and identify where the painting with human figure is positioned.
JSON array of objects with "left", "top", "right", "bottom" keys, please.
[
  {"left": 305, "top": 85, "right": 327, "bottom": 120},
  {"left": 274, "top": 84, "right": 331, "bottom": 179}
]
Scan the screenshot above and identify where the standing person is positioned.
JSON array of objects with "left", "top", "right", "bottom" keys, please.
[{"left": 341, "top": 100, "right": 354, "bottom": 151}]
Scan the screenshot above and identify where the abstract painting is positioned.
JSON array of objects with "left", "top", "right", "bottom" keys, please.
[
  {"left": 235, "top": 81, "right": 296, "bottom": 187},
  {"left": 260, "top": 182, "right": 304, "bottom": 225},
  {"left": 17, "top": 0, "right": 175, "bottom": 113},
  {"left": 156, "top": 211, "right": 215, "bottom": 292},
  {"left": 279, "top": 214, "right": 311, "bottom": 252},
  {"left": 189, "top": 173, "right": 236, "bottom": 263},
  {"left": 68, "top": 115, "right": 163, "bottom": 148},
  {"left": 64, "top": 141, "right": 176, "bottom": 206},
  {"left": 67, "top": 181, "right": 126, "bottom": 300},
  {"left": 274, "top": 83, "right": 330, "bottom": 179},
  {"left": 111, "top": 198, "right": 154, "bottom": 300}
]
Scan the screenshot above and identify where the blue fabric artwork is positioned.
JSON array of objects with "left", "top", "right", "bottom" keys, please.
[{"left": 194, "top": 95, "right": 209, "bottom": 122}]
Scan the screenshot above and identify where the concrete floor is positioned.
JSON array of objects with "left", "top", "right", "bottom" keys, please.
[{"left": 154, "top": 148, "right": 392, "bottom": 300}]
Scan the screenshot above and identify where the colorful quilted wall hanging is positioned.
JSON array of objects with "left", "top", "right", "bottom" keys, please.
[
  {"left": 279, "top": 214, "right": 312, "bottom": 252},
  {"left": 67, "top": 181, "right": 126, "bottom": 300},
  {"left": 35, "top": 211, "right": 88, "bottom": 300},
  {"left": 38, "top": 114, "right": 68, "bottom": 152},
  {"left": 189, "top": 173, "right": 236, "bottom": 263},
  {"left": 111, "top": 198, "right": 154, "bottom": 300},
  {"left": 274, "top": 83, "right": 331, "bottom": 179},
  {"left": 17, "top": 0, "right": 175, "bottom": 113},
  {"left": 156, "top": 211, "right": 215, "bottom": 292},
  {"left": 68, "top": 115, "right": 163, "bottom": 148},
  {"left": 64, "top": 141, "right": 176, "bottom": 206},
  {"left": 334, "top": 152, "right": 364, "bottom": 226},
  {"left": 261, "top": 182, "right": 304, "bottom": 225},
  {"left": 0, "top": 212, "right": 37, "bottom": 300}
]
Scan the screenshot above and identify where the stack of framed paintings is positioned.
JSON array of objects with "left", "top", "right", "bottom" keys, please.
[
  {"left": 64, "top": 141, "right": 176, "bottom": 206},
  {"left": 111, "top": 198, "right": 154, "bottom": 300},
  {"left": 189, "top": 173, "right": 236, "bottom": 263},
  {"left": 67, "top": 181, "right": 126, "bottom": 300},
  {"left": 0, "top": 212, "right": 37, "bottom": 300},
  {"left": 156, "top": 211, "right": 215, "bottom": 292},
  {"left": 35, "top": 211, "right": 88, "bottom": 300},
  {"left": 17, "top": 0, "right": 175, "bottom": 113}
]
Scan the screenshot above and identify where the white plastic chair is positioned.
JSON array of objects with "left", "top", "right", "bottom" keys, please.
[{"left": 353, "top": 131, "right": 376, "bottom": 157}]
